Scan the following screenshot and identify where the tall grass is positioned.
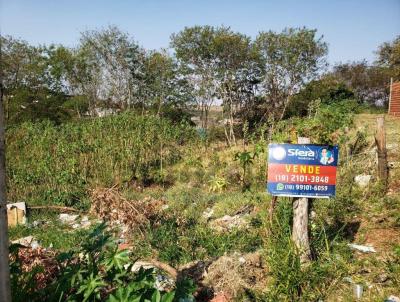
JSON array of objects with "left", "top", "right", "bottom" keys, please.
[
  {"left": 7, "top": 113, "right": 196, "bottom": 208},
  {"left": 263, "top": 198, "right": 350, "bottom": 301}
]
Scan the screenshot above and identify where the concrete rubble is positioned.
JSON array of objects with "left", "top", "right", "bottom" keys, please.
[
  {"left": 59, "top": 213, "right": 79, "bottom": 224},
  {"left": 209, "top": 214, "right": 249, "bottom": 232},
  {"left": 59, "top": 213, "right": 91, "bottom": 229},
  {"left": 12, "top": 235, "right": 40, "bottom": 249}
]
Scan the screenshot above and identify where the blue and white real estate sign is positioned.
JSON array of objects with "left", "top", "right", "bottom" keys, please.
[{"left": 267, "top": 144, "right": 339, "bottom": 198}]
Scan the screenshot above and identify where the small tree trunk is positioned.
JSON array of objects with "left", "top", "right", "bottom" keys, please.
[
  {"left": 375, "top": 116, "right": 388, "bottom": 189},
  {"left": 0, "top": 76, "right": 11, "bottom": 301},
  {"left": 292, "top": 137, "right": 311, "bottom": 264}
]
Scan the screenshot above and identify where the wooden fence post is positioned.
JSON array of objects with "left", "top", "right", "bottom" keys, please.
[
  {"left": 375, "top": 116, "right": 388, "bottom": 190},
  {"left": 292, "top": 137, "right": 311, "bottom": 264}
]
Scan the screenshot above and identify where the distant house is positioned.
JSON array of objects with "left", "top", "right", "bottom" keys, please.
[{"left": 389, "top": 81, "right": 400, "bottom": 116}]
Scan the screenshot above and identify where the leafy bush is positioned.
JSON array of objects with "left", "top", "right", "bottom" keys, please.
[
  {"left": 272, "top": 100, "right": 359, "bottom": 144},
  {"left": 10, "top": 224, "right": 195, "bottom": 302},
  {"left": 286, "top": 78, "right": 355, "bottom": 118}
]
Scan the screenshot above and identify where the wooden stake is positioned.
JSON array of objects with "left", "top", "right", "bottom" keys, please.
[
  {"left": 269, "top": 195, "right": 277, "bottom": 225},
  {"left": 292, "top": 137, "right": 311, "bottom": 264},
  {"left": 375, "top": 116, "right": 388, "bottom": 189}
]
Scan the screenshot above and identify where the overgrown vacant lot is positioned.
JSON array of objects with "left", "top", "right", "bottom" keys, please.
[{"left": 7, "top": 109, "right": 400, "bottom": 301}]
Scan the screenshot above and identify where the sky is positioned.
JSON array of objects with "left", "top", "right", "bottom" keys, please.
[{"left": 1, "top": 0, "right": 399, "bottom": 65}]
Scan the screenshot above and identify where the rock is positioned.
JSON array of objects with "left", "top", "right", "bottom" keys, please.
[
  {"left": 210, "top": 215, "right": 248, "bottom": 232},
  {"left": 72, "top": 223, "right": 81, "bottom": 229},
  {"left": 80, "top": 216, "right": 91, "bottom": 228},
  {"left": 130, "top": 261, "right": 158, "bottom": 272},
  {"left": 155, "top": 274, "right": 175, "bottom": 292},
  {"left": 32, "top": 220, "right": 41, "bottom": 227},
  {"left": 374, "top": 273, "right": 389, "bottom": 283},
  {"left": 59, "top": 213, "right": 79, "bottom": 224},
  {"left": 130, "top": 261, "right": 175, "bottom": 291},
  {"left": 386, "top": 296, "right": 400, "bottom": 302},
  {"left": 202, "top": 208, "right": 214, "bottom": 220},
  {"left": 348, "top": 243, "right": 376, "bottom": 253},
  {"left": 12, "top": 236, "right": 40, "bottom": 249},
  {"left": 31, "top": 241, "right": 40, "bottom": 250},
  {"left": 354, "top": 175, "right": 372, "bottom": 188},
  {"left": 178, "top": 260, "right": 211, "bottom": 283}
]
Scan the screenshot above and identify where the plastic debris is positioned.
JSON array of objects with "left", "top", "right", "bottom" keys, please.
[
  {"left": 354, "top": 175, "right": 372, "bottom": 188},
  {"left": 353, "top": 284, "right": 363, "bottom": 300},
  {"left": 348, "top": 243, "right": 376, "bottom": 253}
]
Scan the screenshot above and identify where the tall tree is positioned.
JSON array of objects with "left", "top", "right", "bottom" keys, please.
[
  {"left": 79, "top": 26, "right": 146, "bottom": 112},
  {"left": 376, "top": 35, "right": 400, "bottom": 80},
  {"left": 142, "top": 50, "right": 193, "bottom": 116},
  {"left": 171, "top": 26, "right": 219, "bottom": 129},
  {"left": 255, "top": 28, "right": 328, "bottom": 122},
  {"left": 1, "top": 36, "right": 73, "bottom": 123},
  {"left": 212, "top": 28, "right": 260, "bottom": 145},
  {"left": 332, "top": 61, "right": 390, "bottom": 105}
]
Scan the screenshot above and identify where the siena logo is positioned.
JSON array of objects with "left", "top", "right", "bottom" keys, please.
[{"left": 287, "top": 149, "right": 315, "bottom": 158}]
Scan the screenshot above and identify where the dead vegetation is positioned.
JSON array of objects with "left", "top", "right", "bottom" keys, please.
[
  {"left": 10, "top": 246, "right": 59, "bottom": 290},
  {"left": 89, "top": 187, "right": 166, "bottom": 236}
]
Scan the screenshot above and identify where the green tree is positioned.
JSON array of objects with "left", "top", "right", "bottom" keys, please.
[
  {"left": 171, "top": 26, "right": 220, "bottom": 129},
  {"left": 255, "top": 28, "right": 328, "bottom": 122},
  {"left": 1, "top": 36, "right": 74, "bottom": 124},
  {"left": 143, "top": 50, "right": 194, "bottom": 118},
  {"left": 212, "top": 28, "right": 260, "bottom": 145},
  {"left": 376, "top": 35, "right": 400, "bottom": 80},
  {"left": 332, "top": 61, "right": 390, "bottom": 106},
  {"left": 79, "top": 26, "right": 146, "bottom": 112}
]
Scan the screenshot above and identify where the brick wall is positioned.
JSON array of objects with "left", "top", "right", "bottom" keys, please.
[{"left": 389, "top": 81, "right": 400, "bottom": 116}]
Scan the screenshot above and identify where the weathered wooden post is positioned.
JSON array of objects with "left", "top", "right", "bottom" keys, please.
[
  {"left": 0, "top": 77, "right": 11, "bottom": 301},
  {"left": 375, "top": 116, "right": 388, "bottom": 189},
  {"left": 292, "top": 137, "right": 311, "bottom": 264}
]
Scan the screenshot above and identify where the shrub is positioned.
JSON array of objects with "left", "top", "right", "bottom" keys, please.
[
  {"left": 9, "top": 223, "right": 195, "bottom": 302},
  {"left": 272, "top": 100, "right": 358, "bottom": 144},
  {"left": 6, "top": 113, "right": 196, "bottom": 208}
]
